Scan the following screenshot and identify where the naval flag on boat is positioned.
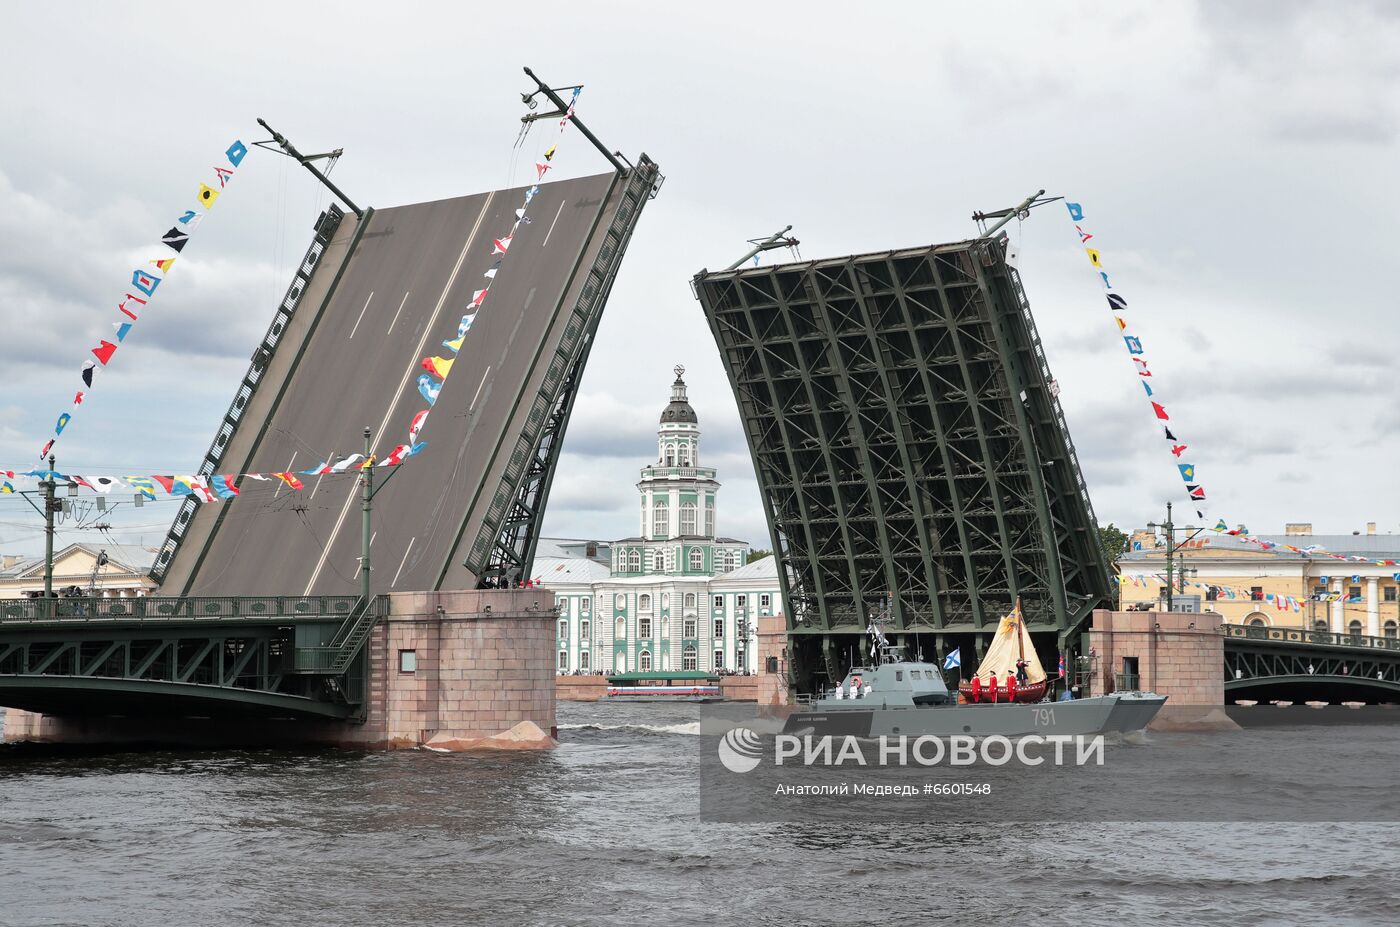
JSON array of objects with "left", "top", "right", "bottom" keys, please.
[{"left": 943, "top": 648, "right": 961, "bottom": 671}]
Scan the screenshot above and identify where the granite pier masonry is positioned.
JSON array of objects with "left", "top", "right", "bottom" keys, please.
[
  {"left": 2, "top": 589, "right": 558, "bottom": 750},
  {"left": 1085, "top": 608, "right": 1235, "bottom": 730}
]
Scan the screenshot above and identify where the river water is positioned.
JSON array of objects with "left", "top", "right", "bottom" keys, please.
[{"left": 2, "top": 701, "right": 1398, "bottom": 927}]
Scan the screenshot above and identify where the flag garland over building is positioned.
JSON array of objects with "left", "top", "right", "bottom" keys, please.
[
  {"left": 1067, "top": 201, "right": 1400, "bottom": 570},
  {"left": 1065, "top": 200, "right": 1208, "bottom": 517},
  {"left": 37, "top": 139, "right": 250, "bottom": 460}
]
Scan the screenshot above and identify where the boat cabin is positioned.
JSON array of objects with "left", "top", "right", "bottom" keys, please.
[{"left": 827, "top": 661, "right": 954, "bottom": 708}]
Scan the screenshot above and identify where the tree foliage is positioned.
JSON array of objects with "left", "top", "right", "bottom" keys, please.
[{"left": 1098, "top": 523, "right": 1129, "bottom": 565}]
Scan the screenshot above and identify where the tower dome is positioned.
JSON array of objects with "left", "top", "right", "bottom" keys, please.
[{"left": 660, "top": 365, "right": 698, "bottom": 425}]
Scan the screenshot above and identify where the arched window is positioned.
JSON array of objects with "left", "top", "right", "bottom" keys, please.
[
  {"left": 580, "top": 650, "right": 591, "bottom": 671},
  {"left": 665, "top": 444, "right": 675, "bottom": 467},
  {"left": 1314, "top": 619, "right": 1328, "bottom": 632},
  {"left": 684, "top": 593, "right": 696, "bottom": 610},
  {"left": 615, "top": 593, "right": 627, "bottom": 609},
  {"left": 652, "top": 551, "right": 665, "bottom": 572},
  {"left": 683, "top": 643, "right": 698, "bottom": 671},
  {"left": 1349, "top": 619, "right": 1363, "bottom": 637},
  {"left": 1246, "top": 613, "right": 1267, "bottom": 628},
  {"left": 580, "top": 619, "right": 590, "bottom": 640},
  {"left": 680, "top": 503, "right": 697, "bottom": 535},
  {"left": 660, "top": 617, "right": 669, "bottom": 638},
  {"left": 661, "top": 593, "right": 670, "bottom": 609},
  {"left": 628, "top": 550, "right": 641, "bottom": 572},
  {"left": 640, "top": 649, "right": 653, "bottom": 672},
  {"left": 615, "top": 617, "right": 626, "bottom": 640},
  {"left": 1386, "top": 620, "right": 1398, "bottom": 640},
  {"left": 653, "top": 501, "right": 668, "bottom": 538},
  {"left": 689, "top": 548, "right": 704, "bottom": 571},
  {"left": 678, "top": 445, "right": 690, "bottom": 467},
  {"left": 639, "top": 594, "right": 652, "bottom": 612},
  {"left": 615, "top": 652, "right": 627, "bottom": 673}
]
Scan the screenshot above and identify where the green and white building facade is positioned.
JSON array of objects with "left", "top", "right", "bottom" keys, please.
[{"left": 534, "top": 368, "right": 785, "bottom": 674}]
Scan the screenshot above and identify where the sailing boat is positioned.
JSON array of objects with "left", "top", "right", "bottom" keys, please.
[{"left": 957, "top": 600, "right": 1048, "bottom": 703}]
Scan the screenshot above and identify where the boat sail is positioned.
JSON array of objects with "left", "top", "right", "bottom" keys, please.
[{"left": 957, "top": 601, "right": 1048, "bottom": 702}]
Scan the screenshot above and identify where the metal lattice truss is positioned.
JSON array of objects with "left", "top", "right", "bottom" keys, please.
[
  {"left": 695, "top": 238, "right": 1112, "bottom": 651},
  {"left": 472, "top": 157, "right": 662, "bottom": 588}
]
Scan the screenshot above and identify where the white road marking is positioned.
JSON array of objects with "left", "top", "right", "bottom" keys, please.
[
  {"left": 349, "top": 291, "right": 374, "bottom": 339},
  {"left": 392, "top": 537, "right": 416, "bottom": 587},
  {"left": 276, "top": 453, "right": 297, "bottom": 498},
  {"left": 303, "top": 193, "right": 497, "bottom": 595},
  {"left": 469, "top": 366, "right": 491, "bottom": 412},
  {"left": 386, "top": 291, "right": 410, "bottom": 334},
  {"left": 542, "top": 200, "right": 565, "bottom": 247}
]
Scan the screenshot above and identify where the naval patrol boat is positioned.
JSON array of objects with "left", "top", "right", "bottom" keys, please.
[{"left": 783, "top": 605, "right": 1165, "bottom": 739}]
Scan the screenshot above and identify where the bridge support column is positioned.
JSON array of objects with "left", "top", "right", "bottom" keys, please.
[
  {"left": 352, "top": 589, "right": 558, "bottom": 750},
  {"left": 1086, "top": 609, "right": 1236, "bottom": 731},
  {"left": 756, "top": 611, "right": 791, "bottom": 706}
]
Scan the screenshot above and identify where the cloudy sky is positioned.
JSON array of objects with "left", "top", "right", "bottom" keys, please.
[{"left": 2, "top": 1, "right": 1398, "bottom": 560}]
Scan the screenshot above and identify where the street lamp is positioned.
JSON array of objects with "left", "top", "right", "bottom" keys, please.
[{"left": 1146, "top": 500, "right": 1203, "bottom": 613}]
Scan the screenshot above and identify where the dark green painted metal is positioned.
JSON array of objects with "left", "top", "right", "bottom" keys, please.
[
  {"left": 0, "top": 595, "right": 389, "bottom": 719},
  {"left": 0, "top": 676, "right": 353, "bottom": 719},
  {"left": 462, "top": 157, "right": 662, "bottom": 589},
  {"left": 694, "top": 238, "right": 1114, "bottom": 691},
  {"left": 1222, "top": 623, "right": 1400, "bottom": 696},
  {"left": 0, "top": 594, "right": 371, "bottom": 626}
]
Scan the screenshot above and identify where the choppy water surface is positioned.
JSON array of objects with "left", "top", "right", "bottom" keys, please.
[{"left": 2, "top": 702, "right": 1398, "bottom": 927}]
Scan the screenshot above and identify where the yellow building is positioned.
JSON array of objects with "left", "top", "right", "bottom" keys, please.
[
  {"left": 0, "top": 544, "right": 157, "bottom": 598},
  {"left": 1117, "top": 524, "right": 1400, "bottom": 638}
]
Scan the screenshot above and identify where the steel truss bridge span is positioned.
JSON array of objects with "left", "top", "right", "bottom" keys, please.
[
  {"left": 694, "top": 237, "right": 1113, "bottom": 690},
  {"left": 1224, "top": 623, "right": 1400, "bottom": 702},
  {"left": 0, "top": 595, "right": 389, "bottom": 719}
]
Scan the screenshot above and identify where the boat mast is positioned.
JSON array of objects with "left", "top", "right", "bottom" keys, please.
[{"left": 1015, "top": 597, "right": 1025, "bottom": 665}]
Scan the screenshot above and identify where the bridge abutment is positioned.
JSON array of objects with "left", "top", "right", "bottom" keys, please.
[{"left": 1086, "top": 609, "right": 1237, "bottom": 730}]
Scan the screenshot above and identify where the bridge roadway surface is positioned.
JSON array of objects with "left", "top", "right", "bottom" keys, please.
[{"left": 165, "top": 171, "right": 621, "bottom": 597}]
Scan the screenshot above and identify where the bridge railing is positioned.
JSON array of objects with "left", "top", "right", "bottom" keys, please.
[
  {"left": 1223, "top": 623, "right": 1400, "bottom": 653},
  {"left": 0, "top": 594, "right": 380, "bottom": 625}
]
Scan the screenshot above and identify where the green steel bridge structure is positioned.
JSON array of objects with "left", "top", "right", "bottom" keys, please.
[
  {"left": 695, "top": 236, "right": 1115, "bottom": 690},
  {"left": 1222, "top": 623, "right": 1400, "bottom": 702},
  {"left": 0, "top": 595, "right": 387, "bottom": 720}
]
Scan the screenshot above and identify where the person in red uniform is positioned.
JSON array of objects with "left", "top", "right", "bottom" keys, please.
[
  {"left": 1005, "top": 670, "right": 1017, "bottom": 703},
  {"left": 986, "top": 674, "right": 998, "bottom": 703},
  {"left": 969, "top": 674, "right": 982, "bottom": 703}
]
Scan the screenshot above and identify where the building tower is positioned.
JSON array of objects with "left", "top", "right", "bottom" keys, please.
[{"left": 614, "top": 367, "right": 747, "bottom": 576}]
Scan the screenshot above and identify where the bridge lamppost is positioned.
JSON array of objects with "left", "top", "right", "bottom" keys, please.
[{"left": 1146, "top": 501, "right": 1204, "bottom": 613}]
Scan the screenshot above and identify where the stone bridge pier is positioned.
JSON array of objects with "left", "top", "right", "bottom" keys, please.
[{"left": 348, "top": 589, "right": 558, "bottom": 750}]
